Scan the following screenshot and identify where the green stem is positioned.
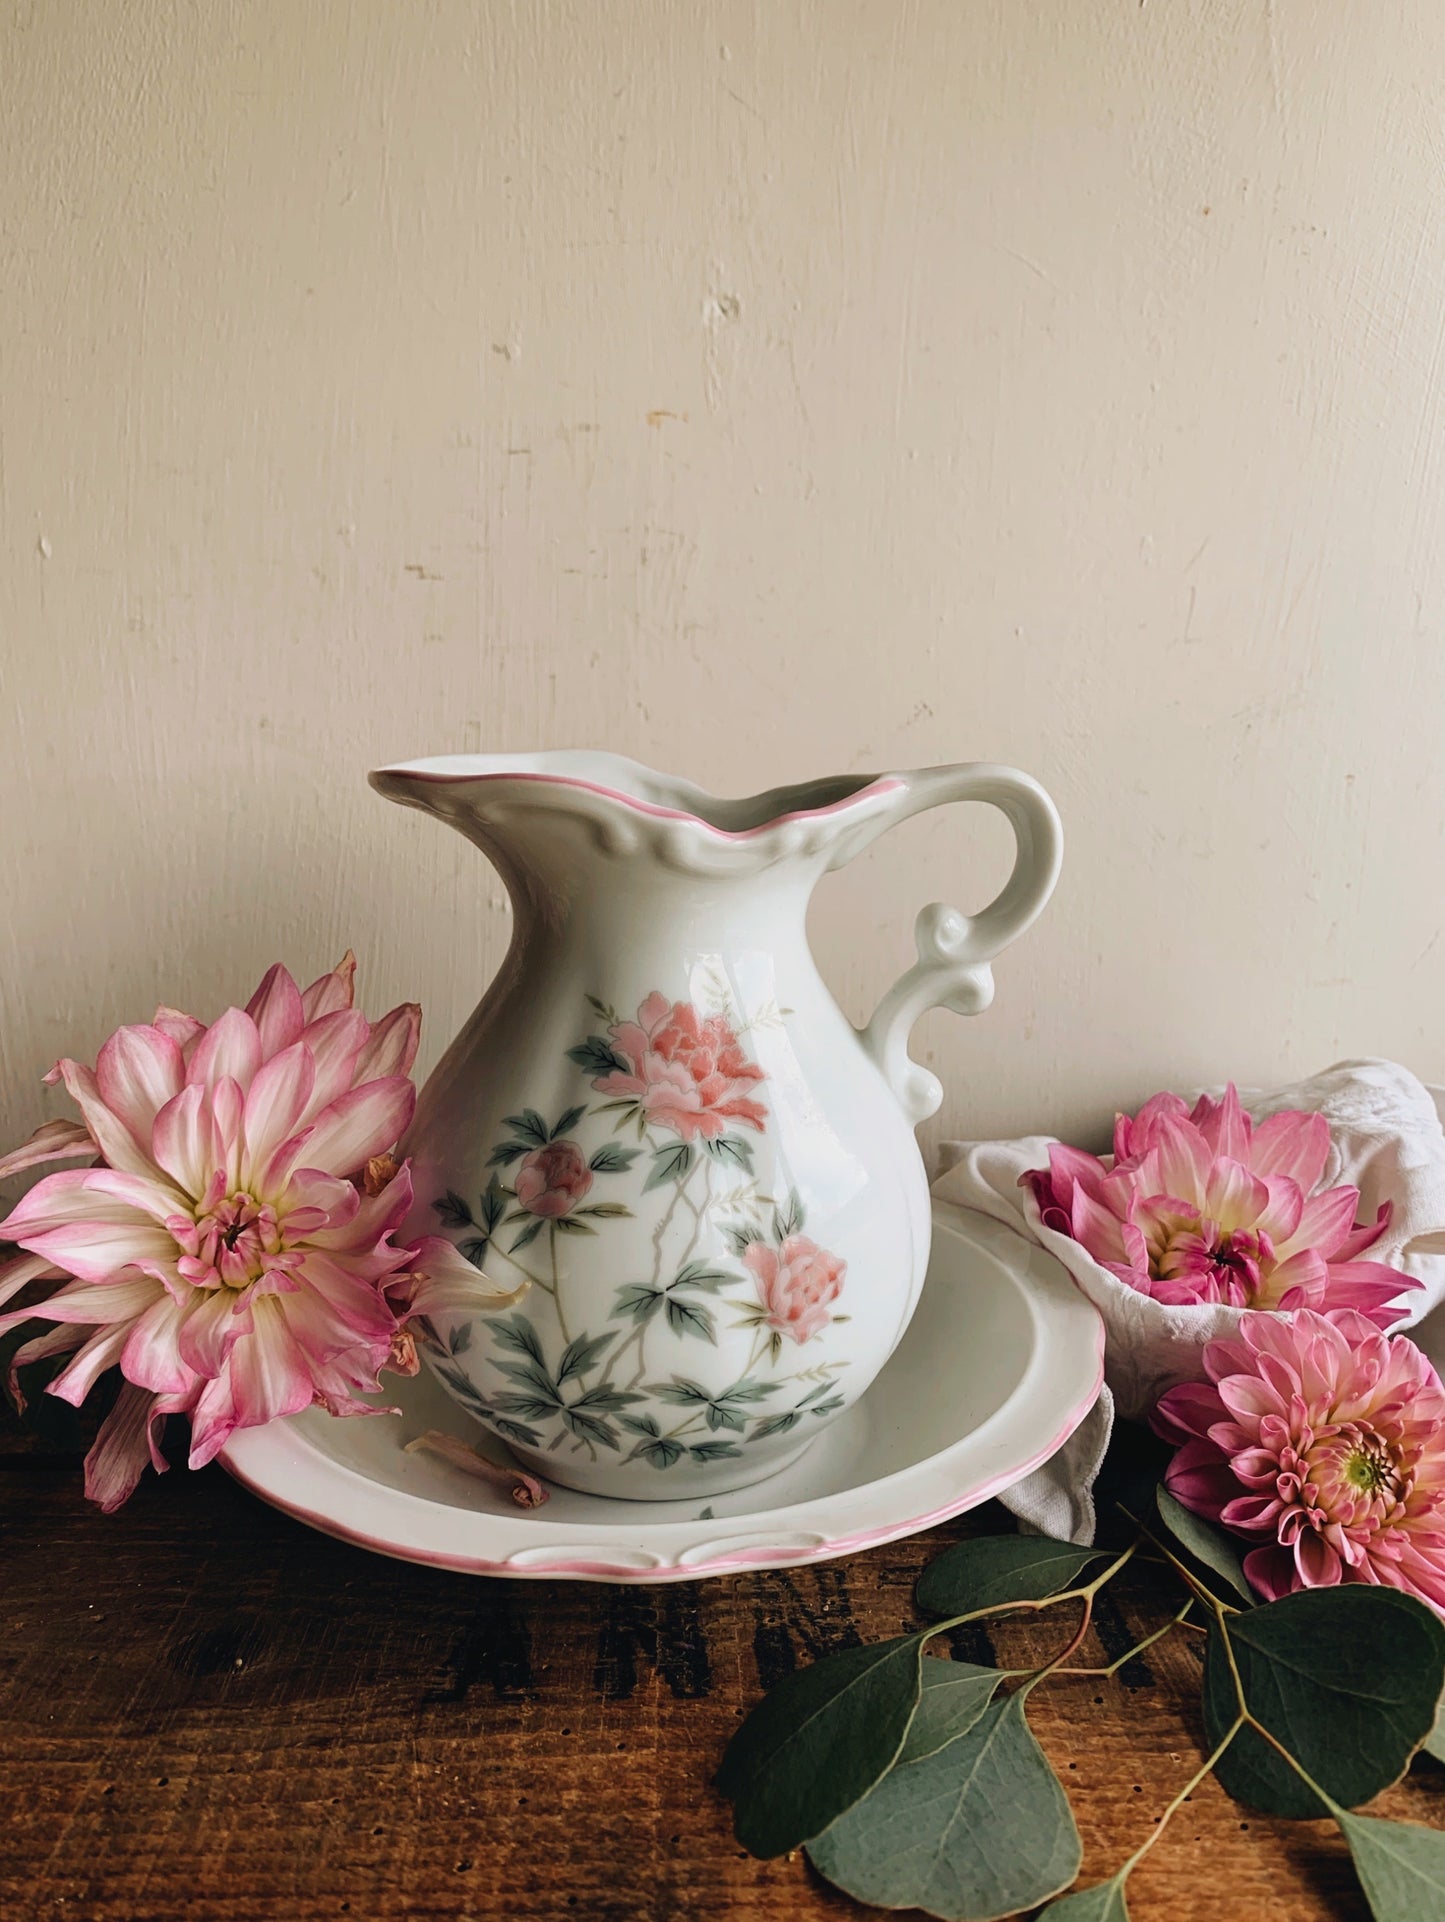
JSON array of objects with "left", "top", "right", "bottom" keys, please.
[
  {"left": 1020, "top": 1594, "right": 1097, "bottom": 1697},
  {"left": 1048, "top": 1599, "right": 1195, "bottom": 1678},
  {"left": 1210, "top": 1596, "right": 1346, "bottom": 1814},
  {"left": 922, "top": 1541, "right": 1141, "bottom": 1648},
  {"left": 1116, "top": 1714, "right": 1246, "bottom": 1878},
  {"left": 549, "top": 1222, "right": 572, "bottom": 1345},
  {"left": 1120, "top": 1506, "right": 1241, "bottom": 1615}
]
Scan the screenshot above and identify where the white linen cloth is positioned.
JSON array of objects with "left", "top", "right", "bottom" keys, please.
[{"left": 931, "top": 1059, "right": 1445, "bottom": 1545}]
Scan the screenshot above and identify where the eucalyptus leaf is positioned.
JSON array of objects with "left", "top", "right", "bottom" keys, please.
[
  {"left": 1336, "top": 1812, "right": 1445, "bottom": 1921},
  {"left": 915, "top": 1534, "right": 1107, "bottom": 1621},
  {"left": 1039, "top": 1877, "right": 1131, "bottom": 1920},
  {"left": 1154, "top": 1486, "right": 1255, "bottom": 1604},
  {"left": 1203, "top": 1588, "right": 1445, "bottom": 1818},
  {"left": 807, "top": 1691, "right": 1081, "bottom": 1921},
  {"left": 715, "top": 1635, "right": 925, "bottom": 1858},
  {"left": 897, "top": 1657, "right": 1006, "bottom": 1764}
]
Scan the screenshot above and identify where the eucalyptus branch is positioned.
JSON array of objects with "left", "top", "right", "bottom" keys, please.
[
  {"left": 715, "top": 1499, "right": 1445, "bottom": 1922},
  {"left": 1116, "top": 1714, "right": 1246, "bottom": 1876},
  {"left": 917, "top": 1539, "right": 1140, "bottom": 1648},
  {"left": 1048, "top": 1598, "right": 1195, "bottom": 1678},
  {"left": 1209, "top": 1594, "right": 1345, "bottom": 1813},
  {"left": 1019, "top": 1596, "right": 1095, "bottom": 1696},
  {"left": 1119, "top": 1504, "right": 1241, "bottom": 1614}
]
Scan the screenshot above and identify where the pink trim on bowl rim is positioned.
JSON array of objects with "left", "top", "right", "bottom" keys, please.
[
  {"left": 373, "top": 766, "right": 906, "bottom": 844},
  {"left": 217, "top": 1330, "right": 1103, "bottom": 1584}
]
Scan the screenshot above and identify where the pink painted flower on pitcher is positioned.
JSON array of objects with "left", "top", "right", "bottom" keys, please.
[
  {"left": 1153, "top": 1309, "right": 1445, "bottom": 1613},
  {"left": 513, "top": 1140, "right": 593, "bottom": 1218},
  {"left": 0, "top": 955, "right": 517, "bottom": 1510},
  {"left": 592, "top": 992, "right": 767, "bottom": 1142},
  {"left": 745, "top": 1234, "right": 847, "bottom": 1344},
  {"left": 1020, "top": 1084, "right": 1415, "bottom": 1327}
]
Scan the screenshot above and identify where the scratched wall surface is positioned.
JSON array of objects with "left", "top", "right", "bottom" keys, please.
[{"left": 3, "top": 0, "right": 1444, "bottom": 1168}]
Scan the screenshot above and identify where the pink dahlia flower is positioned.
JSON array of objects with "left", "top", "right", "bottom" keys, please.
[
  {"left": 1154, "top": 1309, "right": 1445, "bottom": 1612},
  {"left": 0, "top": 954, "right": 518, "bottom": 1510},
  {"left": 1021, "top": 1084, "right": 1415, "bottom": 1328},
  {"left": 513, "top": 1140, "right": 593, "bottom": 1218},
  {"left": 592, "top": 992, "right": 767, "bottom": 1143},
  {"left": 745, "top": 1234, "right": 847, "bottom": 1344}
]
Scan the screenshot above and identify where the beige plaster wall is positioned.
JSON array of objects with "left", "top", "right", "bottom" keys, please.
[{"left": 3, "top": 0, "right": 1443, "bottom": 1164}]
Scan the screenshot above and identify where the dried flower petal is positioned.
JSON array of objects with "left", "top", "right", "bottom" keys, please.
[{"left": 405, "top": 1429, "right": 549, "bottom": 1507}]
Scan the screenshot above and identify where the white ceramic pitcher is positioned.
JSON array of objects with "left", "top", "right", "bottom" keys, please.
[{"left": 371, "top": 753, "right": 1062, "bottom": 1500}]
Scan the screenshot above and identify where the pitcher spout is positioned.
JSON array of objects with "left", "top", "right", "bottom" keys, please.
[{"left": 369, "top": 751, "right": 907, "bottom": 879}]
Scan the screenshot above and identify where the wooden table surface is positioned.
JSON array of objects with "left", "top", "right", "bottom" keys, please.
[{"left": 5, "top": 1403, "right": 1443, "bottom": 1922}]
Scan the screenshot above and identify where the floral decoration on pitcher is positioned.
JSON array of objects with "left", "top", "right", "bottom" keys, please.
[{"left": 425, "top": 989, "right": 851, "bottom": 1468}]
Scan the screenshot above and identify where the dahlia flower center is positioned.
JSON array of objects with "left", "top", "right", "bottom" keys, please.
[
  {"left": 1146, "top": 1213, "right": 1273, "bottom": 1300},
  {"left": 168, "top": 1186, "right": 289, "bottom": 1291},
  {"left": 1340, "top": 1434, "right": 1400, "bottom": 1500}
]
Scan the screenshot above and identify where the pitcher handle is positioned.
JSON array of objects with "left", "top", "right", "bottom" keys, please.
[{"left": 857, "top": 764, "right": 1063, "bottom": 1125}]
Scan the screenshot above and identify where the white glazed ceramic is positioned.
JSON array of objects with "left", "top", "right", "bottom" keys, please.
[
  {"left": 370, "top": 752, "right": 1063, "bottom": 1500},
  {"left": 220, "top": 1203, "right": 1104, "bottom": 1582}
]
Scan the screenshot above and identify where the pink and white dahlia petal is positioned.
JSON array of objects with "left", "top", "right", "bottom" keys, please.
[
  {"left": 405, "top": 1430, "right": 549, "bottom": 1505},
  {"left": 7, "top": 1321, "right": 92, "bottom": 1409},
  {"left": 1, "top": 1167, "right": 179, "bottom": 1239},
  {"left": 300, "top": 952, "right": 357, "bottom": 1022},
  {"left": 151, "top": 1006, "right": 207, "bottom": 1056},
  {"left": 1318, "top": 1259, "right": 1421, "bottom": 1328},
  {"left": 280, "top": 1271, "right": 394, "bottom": 1365},
  {"left": 186, "top": 1007, "right": 263, "bottom": 1097},
  {"left": 48, "top": 1322, "right": 134, "bottom": 1406},
  {"left": 1188, "top": 1085, "right": 1251, "bottom": 1165},
  {"left": 393, "top": 1235, "right": 528, "bottom": 1321},
  {"left": 1278, "top": 1184, "right": 1364, "bottom": 1262},
  {"left": 1244, "top": 1107, "right": 1332, "bottom": 1191},
  {"left": 1144, "top": 1115, "right": 1217, "bottom": 1209},
  {"left": 303, "top": 1164, "right": 414, "bottom": 1248},
  {"left": 1335, "top": 1201, "right": 1393, "bottom": 1262},
  {"left": 119, "top": 1292, "right": 203, "bottom": 1395},
  {"left": 177, "top": 1287, "right": 252, "bottom": 1377},
  {"left": 47, "top": 1059, "right": 162, "bottom": 1181},
  {"left": 244, "top": 963, "right": 306, "bottom": 1058},
  {"left": 83, "top": 1383, "right": 186, "bottom": 1513},
  {"left": 95, "top": 1025, "right": 185, "bottom": 1148},
  {"left": 0, "top": 1118, "right": 97, "bottom": 1180},
  {"left": 354, "top": 1002, "right": 422, "bottom": 1083},
  {"left": 293, "top": 1009, "right": 370, "bottom": 1121},
  {"left": 210, "top": 1075, "right": 246, "bottom": 1190},
  {"left": 0, "top": 1249, "right": 68, "bottom": 1312},
  {"left": 224, "top": 1300, "right": 320, "bottom": 1430},
  {"left": 241, "top": 1041, "right": 318, "bottom": 1173},
  {"left": 288, "top": 1077, "right": 416, "bottom": 1183},
  {"left": 1112, "top": 1091, "right": 1189, "bottom": 1165},
  {"left": 0, "top": 1272, "right": 166, "bottom": 1342},
  {"left": 13, "top": 1218, "right": 181, "bottom": 1288},
  {"left": 152, "top": 1084, "right": 224, "bottom": 1196}
]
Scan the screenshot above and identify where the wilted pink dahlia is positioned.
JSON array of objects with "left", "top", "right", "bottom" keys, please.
[
  {"left": 1021, "top": 1085, "right": 1414, "bottom": 1327},
  {"left": 0, "top": 955, "right": 517, "bottom": 1510},
  {"left": 1154, "top": 1309, "right": 1445, "bottom": 1612}
]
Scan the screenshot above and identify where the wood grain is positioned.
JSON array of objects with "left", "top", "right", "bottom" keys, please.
[{"left": 3, "top": 1418, "right": 1442, "bottom": 1922}]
